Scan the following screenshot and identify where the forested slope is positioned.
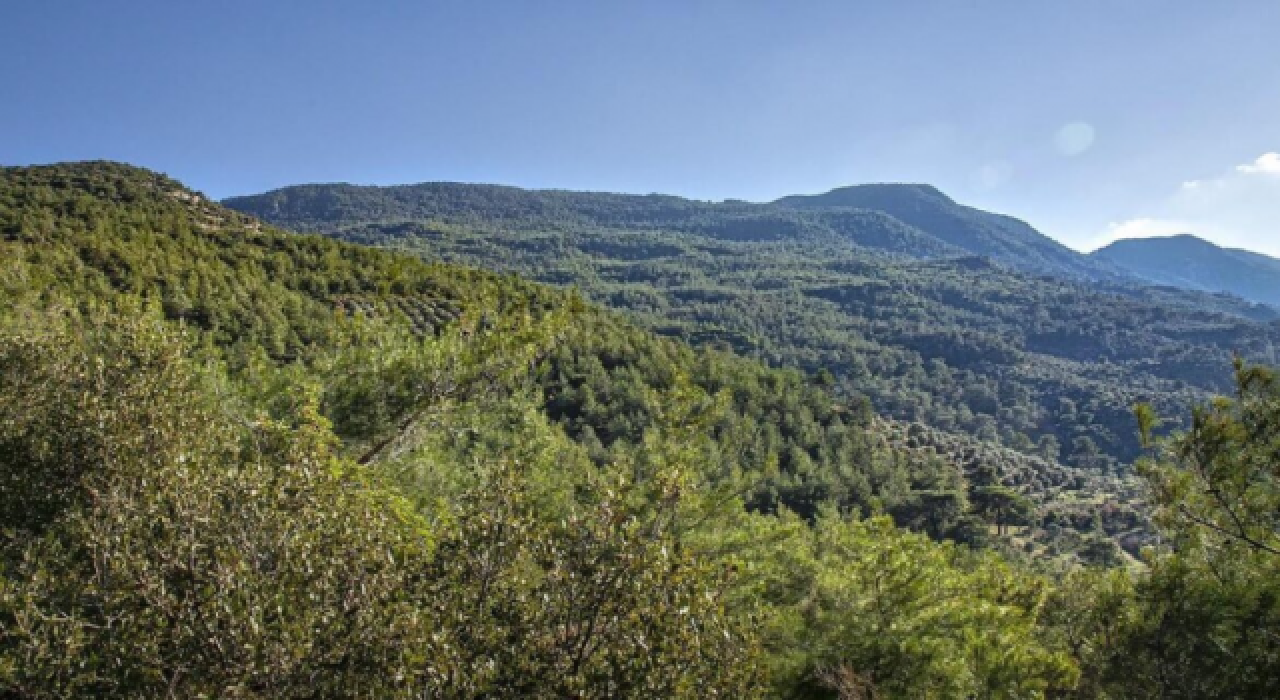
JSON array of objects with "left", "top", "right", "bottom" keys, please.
[
  {"left": 0, "top": 162, "right": 952, "bottom": 529},
  {"left": 0, "top": 160, "right": 1088, "bottom": 696},
  {"left": 6, "top": 161, "right": 1280, "bottom": 697},
  {"left": 774, "top": 182, "right": 1122, "bottom": 280},
  {"left": 227, "top": 179, "right": 1280, "bottom": 473}
]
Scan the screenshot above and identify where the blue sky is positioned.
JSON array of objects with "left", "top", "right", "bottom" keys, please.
[{"left": 4, "top": 1, "right": 1279, "bottom": 255}]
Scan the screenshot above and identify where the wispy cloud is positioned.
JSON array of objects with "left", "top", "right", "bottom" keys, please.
[
  {"left": 1235, "top": 152, "right": 1280, "bottom": 175},
  {"left": 1091, "top": 153, "right": 1280, "bottom": 256}
]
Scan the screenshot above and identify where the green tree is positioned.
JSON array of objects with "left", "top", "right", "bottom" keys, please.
[
  {"left": 0, "top": 307, "right": 437, "bottom": 697},
  {"left": 0, "top": 306, "right": 764, "bottom": 698}
]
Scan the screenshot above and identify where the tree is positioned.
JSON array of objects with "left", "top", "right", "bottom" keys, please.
[
  {"left": 0, "top": 308, "right": 437, "bottom": 697},
  {"left": 971, "top": 485, "right": 1035, "bottom": 536},
  {"left": 1036, "top": 434, "right": 1060, "bottom": 462},
  {"left": 721, "top": 510, "right": 1078, "bottom": 698},
  {"left": 0, "top": 307, "right": 764, "bottom": 698},
  {"left": 1048, "top": 363, "right": 1280, "bottom": 699},
  {"left": 1120, "top": 361, "right": 1280, "bottom": 697}
]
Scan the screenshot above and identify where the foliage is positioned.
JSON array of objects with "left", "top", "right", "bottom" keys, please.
[
  {"left": 1040, "top": 364, "right": 1280, "bottom": 699},
  {"left": 0, "top": 308, "right": 437, "bottom": 696},
  {"left": 227, "top": 177, "right": 1280, "bottom": 475},
  {"left": 0, "top": 304, "right": 765, "bottom": 697},
  {"left": 12, "top": 161, "right": 1280, "bottom": 698},
  {"left": 706, "top": 509, "right": 1078, "bottom": 698}
]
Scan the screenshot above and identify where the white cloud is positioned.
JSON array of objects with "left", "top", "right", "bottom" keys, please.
[
  {"left": 1093, "top": 152, "right": 1280, "bottom": 257},
  {"left": 1235, "top": 152, "right": 1280, "bottom": 175}
]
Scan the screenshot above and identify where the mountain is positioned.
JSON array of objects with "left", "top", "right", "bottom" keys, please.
[
  {"left": 226, "top": 178, "right": 1280, "bottom": 474},
  {"left": 0, "top": 161, "right": 917, "bottom": 522},
  {"left": 1092, "top": 234, "right": 1280, "bottom": 308},
  {"left": 225, "top": 181, "right": 974, "bottom": 258},
  {"left": 227, "top": 181, "right": 1129, "bottom": 282},
  {"left": 8, "top": 161, "right": 1136, "bottom": 553},
  {"left": 10, "top": 161, "right": 1280, "bottom": 697},
  {"left": 775, "top": 183, "right": 1128, "bottom": 281}
]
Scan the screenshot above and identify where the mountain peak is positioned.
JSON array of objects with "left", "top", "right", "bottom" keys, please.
[
  {"left": 1091, "top": 235, "right": 1280, "bottom": 307},
  {"left": 1097, "top": 233, "right": 1209, "bottom": 250},
  {"left": 774, "top": 182, "right": 955, "bottom": 209},
  {"left": 773, "top": 182, "right": 1124, "bottom": 282}
]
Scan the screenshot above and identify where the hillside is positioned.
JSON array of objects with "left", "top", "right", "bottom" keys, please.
[
  {"left": 1092, "top": 234, "right": 1280, "bottom": 308},
  {"left": 5, "top": 161, "right": 1151, "bottom": 554},
  {"left": 774, "top": 183, "right": 1127, "bottom": 281},
  {"left": 0, "top": 159, "right": 1146, "bottom": 697},
  {"left": 225, "top": 181, "right": 1127, "bottom": 281},
  {"left": 8, "top": 161, "right": 1280, "bottom": 697},
  {"left": 0, "top": 162, "right": 901, "bottom": 520},
  {"left": 226, "top": 179, "right": 1280, "bottom": 473}
]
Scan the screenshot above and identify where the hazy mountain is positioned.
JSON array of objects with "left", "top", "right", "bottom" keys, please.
[
  {"left": 226, "top": 180, "right": 973, "bottom": 259},
  {"left": 1092, "top": 234, "right": 1280, "bottom": 308},
  {"left": 775, "top": 184, "right": 1128, "bottom": 281}
]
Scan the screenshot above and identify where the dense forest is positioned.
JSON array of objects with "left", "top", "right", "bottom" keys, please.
[
  {"left": 227, "top": 180, "right": 1280, "bottom": 474},
  {"left": 4, "top": 162, "right": 1280, "bottom": 697}
]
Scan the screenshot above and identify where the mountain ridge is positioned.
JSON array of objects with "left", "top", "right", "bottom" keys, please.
[
  {"left": 229, "top": 179, "right": 1134, "bottom": 283},
  {"left": 223, "top": 171, "right": 1280, "bottom": 475},
  {"left": 773, "top": 183, "right": 1132, "bottom": 281},
  {"left": 227, "top": 178, "right": 1280, "bottom": 321},
  {"left": 1092, "top": 234, "right": 1280, "bottom": 308}
]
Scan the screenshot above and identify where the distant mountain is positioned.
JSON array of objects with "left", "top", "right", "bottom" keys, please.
[
  {"left": 229, "top": 181, "right": 1132, "bottom": 282},
  {"left": 775, "top": 184, "right": 1127, "bottom": 281},
  {"left": 1092, "top": 234, "right": 1280, "bottom": 308},
  {"left": 226, "top": 181, "right": 967, "bottom": 258}
]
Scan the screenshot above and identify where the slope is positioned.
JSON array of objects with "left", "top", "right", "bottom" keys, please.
[
  {"left": 226, "top": 178, "right": 1280, "bottom": 475},
  {"left": 1092, "top": 234, "right": 1280, "bottom": 308},
  {"left": 775, "top": 183, "right": 1126, "bottom": 281},
  {"left": 5, "top": 161, "right": 1145, "bottom": 559}
]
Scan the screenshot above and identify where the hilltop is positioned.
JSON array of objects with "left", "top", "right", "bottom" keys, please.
[{"left": 1093, "top": 233, "right": 1280, "bottom": 309}]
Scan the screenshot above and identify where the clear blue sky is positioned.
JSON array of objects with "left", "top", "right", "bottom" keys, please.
[{"left": 4, "top": 1, "right": 1279, "bottom": 254}]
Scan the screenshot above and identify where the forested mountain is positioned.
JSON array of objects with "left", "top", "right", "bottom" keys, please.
[
  {"left": 5, "top": 161, "right": 1144, "bottom": 553},
  {"left": 228, "top": 180, "right": 1130, "bottom": 281},
  {"left": 227, "top": 179, "right": 1280, "bottom": 474},
  {"left": 1093, "top": 233, "right": 1280, "bottom": 308},
  {"left": 0, "top": 160, "right": 1091, "bottom": 696},
  {"left": 0, "top": 162, "right": 913, "bottom": 523},
  {"left": 7, "top": 161, "right": 1280, "bottom": 697},
  {"left": 774, "top": 183, "right": 1125, "bottom": 280}
]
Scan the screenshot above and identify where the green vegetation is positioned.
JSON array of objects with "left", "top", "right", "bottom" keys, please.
[
  {"left": 0, "top": 307, "right": 759, "bottom": 697},
  {"left": 1040, "top": 361, "right": 1280, "bottom": 698},
  {"left": 226, "top": 178, "right": 1280, "bottom": 477},
  {"left": 2, "top": 162, "right": 1118, "bottom": 555},
  {"left": 4, "top": 162, "right": 1279, "bottom": 697}
]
